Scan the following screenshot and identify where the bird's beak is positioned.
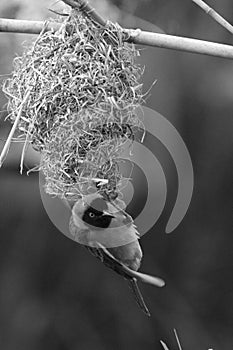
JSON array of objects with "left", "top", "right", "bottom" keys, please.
[
  {"left": 103, "top": 210, "right": 133, "bottom": 226},
  {"left": 103, "top": 210, "right": 115, "bottom": 218}
]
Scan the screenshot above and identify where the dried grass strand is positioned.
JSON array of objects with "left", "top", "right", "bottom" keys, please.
[{"left": 0, "top": 89, "right": 31, "bottom": 167}]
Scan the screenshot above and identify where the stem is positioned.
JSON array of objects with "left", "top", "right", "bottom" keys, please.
[
  {"left": 0, "top": 18, "right": 233, "bottom": 59},
  {"left": 0, "top": 18, "right": 60, "bottom": 34},
  {"left": 0, "top": 90, "right": 31, "bottom": 168},
  {"left": 124, "top": 28, "right": 233, "bottom": 59},
  {"left": 62, "top": 0, "right": 107, "bottom": 26},
  {"left": 192, "top": 0, "right": 233, "bottom": 35},
  {"left": 174, "top": 329, "right": 183, "bottom": 350}
]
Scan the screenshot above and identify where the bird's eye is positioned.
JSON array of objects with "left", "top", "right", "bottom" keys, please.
[{"left": 89, "top": 212, "right": 95, "bottom": 218}]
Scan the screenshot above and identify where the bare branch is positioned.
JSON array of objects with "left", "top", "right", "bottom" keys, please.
[
  {"left": 62, "top": 0, "right": 107, "bottom": 26},
  {"left": 174, "top": 329, "right": 183, "bottom": 350},
  {"left": 0, "top": 18, "right": 60, "bottom": 34},
  {"left": 0, "top": 18, "right": 233, "bottom": 59},
  {"left": 192, "top": 0, "right": 233, "bottom": 35},
  {"left": 124, "top": 28, "right": 233, "bottom": 59}
]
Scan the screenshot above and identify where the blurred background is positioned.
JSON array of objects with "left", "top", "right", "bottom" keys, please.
[{"left": 0, "top": 0, "right": 233, "bottom": 349}]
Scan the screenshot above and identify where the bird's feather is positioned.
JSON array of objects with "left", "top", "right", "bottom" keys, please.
[
  {"left": 128, "top": 278, "right": 151, "bottom": 316},
  {"left": 87, "top": 242, "right": 165, "bottom": 316},
  {"left": 88, "top": 242, "right": 165, "bottom": 287}
]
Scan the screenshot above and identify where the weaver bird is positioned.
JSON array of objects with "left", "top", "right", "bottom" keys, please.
[{"left": 69, "top": 193, "right": 165, "bottom": 316}]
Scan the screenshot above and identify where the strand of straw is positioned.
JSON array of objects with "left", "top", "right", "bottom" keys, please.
[
  {"left": 174, "top": 329, "right": 183, "bottom": 350},
  {"left": 160, "top": 329, "right": 183, "bottom": 350},
  {"left": 0, "top": 90, "right": 31, "bottom": 168}
]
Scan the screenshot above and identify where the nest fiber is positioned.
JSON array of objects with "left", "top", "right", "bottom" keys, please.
[{"left": 3, "top": 10, "right": 144, "bottom": 200}]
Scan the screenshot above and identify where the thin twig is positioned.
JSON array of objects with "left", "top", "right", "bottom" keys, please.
[
  {"left": 0, "top": 90, "right": 31, "bottom": 168},
  {"left": 20, "top": 113, "right": 35, "bottom": 174},
  {"left": 0, "top": 18, "right": 233, "bottom": 59},
  {"left": 192, "top": 0, "right": 233, "bottom": 35},
  {"left": 159, "top": 329, "right": 183, "bottom": 350},
  {"left": 174, "top": 329, "right": 183, "bottom": 350},
  {"left": 160, "top": 340, "right": 169, "bottom": 350},
  {"left": 62, "top": 0, "right": 107, "bottom": 26}
]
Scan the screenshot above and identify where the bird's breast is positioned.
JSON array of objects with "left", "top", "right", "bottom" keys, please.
[
  {"left": 108, "top": 240, "right": 143, "bottom": 271},
  {"left": 88, "top": 222, "right": 140, "bottom": 249}
]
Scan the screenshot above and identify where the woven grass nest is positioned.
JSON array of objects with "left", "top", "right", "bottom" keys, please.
[{"left": 3, "top": 10, "right": 144, "bottom": 200}]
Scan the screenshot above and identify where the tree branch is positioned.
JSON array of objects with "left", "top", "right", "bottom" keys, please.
[
  {"left": 124, "top": 28, "right": 233, "bottom": 59},
  {"left": 191, "top": 0, "right": 233, "bottom": 35},
  {"left": 62, "top": 0, "right": 107, "bottom": 26},
  {"left": 0, "top": 18, "right": 60, "bottom": 34},
  {"left": 0, "top": 18, "right": 233, "bottom": 59}
]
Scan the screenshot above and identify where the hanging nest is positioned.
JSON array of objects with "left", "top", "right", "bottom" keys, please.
[{"left": 3, "top": 10, "right": 144, "bottom": 200}]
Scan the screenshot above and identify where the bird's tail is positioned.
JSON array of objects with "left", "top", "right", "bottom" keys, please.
[
  {"left": 130, "top": 270, "right": 165, "bottom": 288},
  {"left": 91, "top": 241, "right": 165, "bottom": 288},
  {"left": 128, "top": 278, "right": 151, "bottom": 316}
]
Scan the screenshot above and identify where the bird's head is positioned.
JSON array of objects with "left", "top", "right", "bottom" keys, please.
[
  {"left": 70, "top": 193, "right": 139, "bottom": 247},
  {"left": 72, "top": 193, "right": 133, "bottom": 230}
]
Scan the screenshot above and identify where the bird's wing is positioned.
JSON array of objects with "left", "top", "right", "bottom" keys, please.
[
  {"left": 88, "top": 242, "right": 163, "bottom": 317},
  {"left": 87, "top": 244, "right": 151, "bottom": 315},
  {"left": 132, "top": 224, "right": 141, "bottom": 238},
  {"left": 91, "top": 242, "right": 165, "bottom": 287},
  {"left": 86, "top": 245, "right": 105, "bottom": 263},
  {"left": 86, "top": 244, "right": 132, "bottom": 279},
  {"left": 69, "top": 216, "right": 90, "bottom": 245}
]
